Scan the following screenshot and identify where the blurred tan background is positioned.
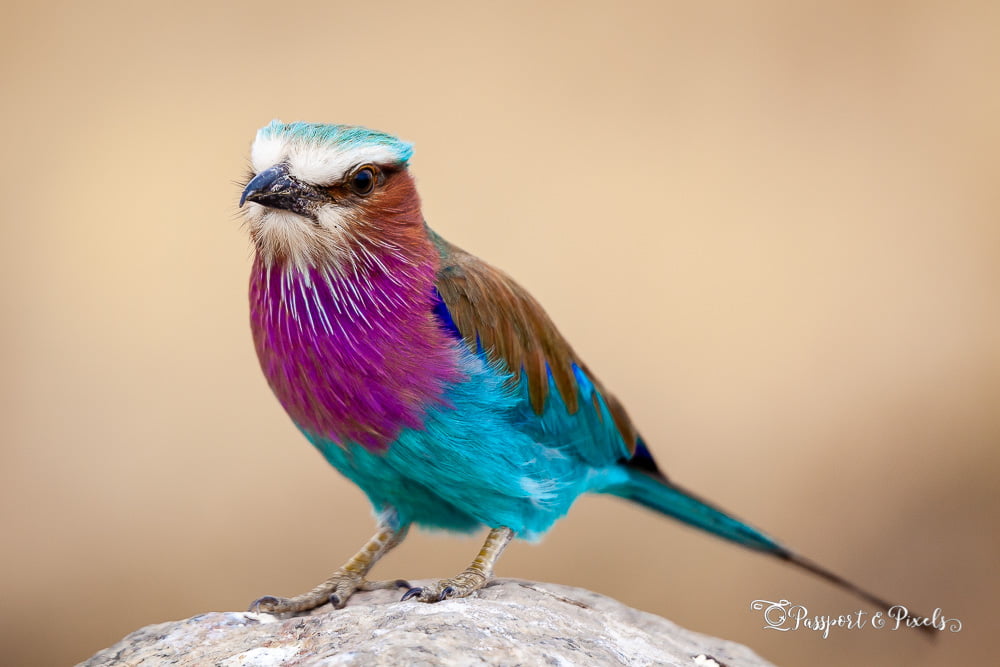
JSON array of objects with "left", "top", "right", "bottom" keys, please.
[{"left": 2, "top": 1, "right": 997, "bottom": 665}]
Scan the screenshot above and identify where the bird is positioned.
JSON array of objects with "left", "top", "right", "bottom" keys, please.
[{"left": 237, "top": 120, "right": 928, "bottom": 627}]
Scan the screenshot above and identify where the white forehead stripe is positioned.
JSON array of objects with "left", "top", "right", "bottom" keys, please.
[
  {"left": 288, "top": 142, "right": 402, "bottom": 185},
  {"left": 251, "top": 134, "right": 403, "bottom": 186},
  {"left": 250, "top": 134, "right": 285, "bottom": 174}
]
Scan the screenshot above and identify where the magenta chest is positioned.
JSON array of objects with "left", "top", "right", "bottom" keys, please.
[{"left": 249, "top": 258, "right": 461, "bottom": 450}]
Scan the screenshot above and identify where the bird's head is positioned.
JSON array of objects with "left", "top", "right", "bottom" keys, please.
[{"left": 240, "top": 120, "right": 424, "bottom": 271}]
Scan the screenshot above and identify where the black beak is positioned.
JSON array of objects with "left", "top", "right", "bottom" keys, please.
[
  {"left": 240, "top": 164, "right": 289, "bottom": 206},
  {"left": 239, "top": 164, "right": 325, "bottom": 216}
]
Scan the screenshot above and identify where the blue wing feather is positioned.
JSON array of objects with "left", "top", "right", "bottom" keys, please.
[{"left": 431, "top": 290, "right": 630, "bottom": 467}]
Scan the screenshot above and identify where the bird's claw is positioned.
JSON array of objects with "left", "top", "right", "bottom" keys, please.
[
  {"left": 248, "top": 595, "right": 284, "bottom": 613},
  {"left": 400, "top": 586, "right": 423, "bottom": 601},
  {"left": 399, "top": 571, "right": 487, "bottom": 603}
]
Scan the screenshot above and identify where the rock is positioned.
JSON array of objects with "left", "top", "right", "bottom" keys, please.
[{"left": 80, "top": 579, "right": 774, "bottom": 667}]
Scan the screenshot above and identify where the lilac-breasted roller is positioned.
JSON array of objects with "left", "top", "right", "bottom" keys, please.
[{"left": 237, "top": 120, "right": 924, "bottom": 623}]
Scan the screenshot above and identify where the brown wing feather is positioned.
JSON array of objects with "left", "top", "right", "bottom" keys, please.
[{"left": 430, "top": 230, "right": 638, "bottom": 453}]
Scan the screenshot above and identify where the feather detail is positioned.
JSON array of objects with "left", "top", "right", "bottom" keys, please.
[{"left": 429, "top": 230, "right": 639, "bottom": 453}]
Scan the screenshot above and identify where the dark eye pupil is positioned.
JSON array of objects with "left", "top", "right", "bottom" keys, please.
[{"left": 353, "top": 168, "right": 374, "bottom": 193}]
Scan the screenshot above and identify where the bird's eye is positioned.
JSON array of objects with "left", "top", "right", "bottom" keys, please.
[{"left": 349, "top": 166, "right": 377, "bottom": 195}]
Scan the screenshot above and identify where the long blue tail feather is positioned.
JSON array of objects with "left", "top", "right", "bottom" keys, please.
[
  {"left": 605, "top": 466, "right": 936, "bottom": 636},
  {"left": 605, "top": 467, "right": 787, "bottom": 554}
]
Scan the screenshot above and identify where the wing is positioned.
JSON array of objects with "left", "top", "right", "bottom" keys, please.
[{"left": 429, "top": 229, "right": 640, "bottom": 465}]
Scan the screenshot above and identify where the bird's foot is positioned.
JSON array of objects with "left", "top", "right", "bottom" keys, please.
[
  {"left": 400, "top": 527, "right": 513, "bottom": 603},
  {"left": 401, "top": 568, "right": 489, "bottom": 603},
  {"left": 249, "top": 571, "right": 410, "bottom": 614},
  {"left": 249, "top": 521, "right": 409, "bottom": 614}
]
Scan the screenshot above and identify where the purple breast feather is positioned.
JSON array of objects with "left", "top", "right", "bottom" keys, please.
[{"left": 249, "top": 255, "right": 462, "bottom": 451}]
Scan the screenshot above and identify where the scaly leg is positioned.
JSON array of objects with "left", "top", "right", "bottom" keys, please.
[
  {"left": 402, "top": 526, "right": 514, "bottom": 602},
  {"left": 250, "top": 521, "right": 409, "bottom": 613}
]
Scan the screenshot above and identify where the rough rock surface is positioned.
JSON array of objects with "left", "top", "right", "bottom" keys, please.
[{"left": 80, "top": 579, "right": 774, "bottom": 666}]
